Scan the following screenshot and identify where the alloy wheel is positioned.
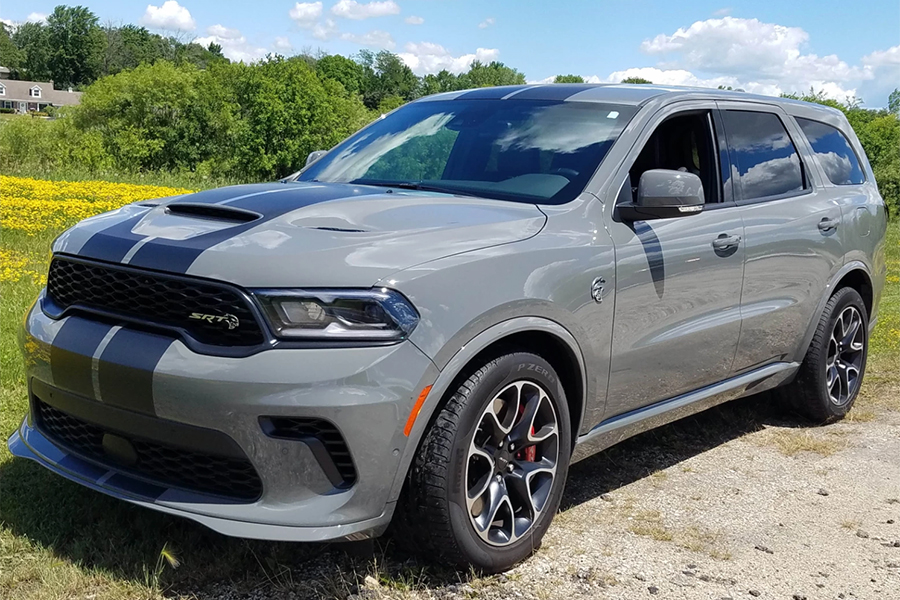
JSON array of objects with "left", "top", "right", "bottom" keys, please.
[
  {"left": 465, "top": 380, "right": 560, "bottom": 547},
  {"left": 825, "top": 306, "right": 865, "bottom": 406}
]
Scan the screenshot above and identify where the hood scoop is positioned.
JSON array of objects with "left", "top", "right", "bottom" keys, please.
[{"left": 165, "top": 202, "right": 262, "bottom": 223}]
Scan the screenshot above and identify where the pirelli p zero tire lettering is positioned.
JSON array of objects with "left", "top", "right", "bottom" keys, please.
[
  {"left": 395, "top": 352, "right": 572, "bottom": 572},
  {"left": 783, "top": 287, "right": 869, "bottom": 423}
]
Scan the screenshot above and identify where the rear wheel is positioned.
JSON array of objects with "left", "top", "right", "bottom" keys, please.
[
  {"left": 781, "top": 287, "right": 868, "bottom": 422},
  {"left": 395, "top": 352, "right": 571, "bottom": 572}
]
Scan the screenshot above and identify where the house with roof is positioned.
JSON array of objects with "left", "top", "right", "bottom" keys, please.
[{"left": 0, "top": 75, "right": 83, "bottom": 113}]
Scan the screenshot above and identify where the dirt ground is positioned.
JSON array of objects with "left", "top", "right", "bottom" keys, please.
[{"left": 162, "top": 376, "right": 899, "bottom": 600}]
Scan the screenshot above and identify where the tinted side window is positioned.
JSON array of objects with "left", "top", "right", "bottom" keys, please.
[
  {"left": 795, "top": 117, "right": 865, "bottom": 185},
  {"left": 722, "top": 110, "right": 805, "bottom": 200}
]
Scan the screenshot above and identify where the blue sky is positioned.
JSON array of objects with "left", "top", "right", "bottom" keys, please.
[{"left": 5, "top": 1, "right": 899, "bottom": 106}]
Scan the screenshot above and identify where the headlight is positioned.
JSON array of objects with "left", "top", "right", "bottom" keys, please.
[{"left": 252, "top": 288, "right": 419, "bottom": 341}]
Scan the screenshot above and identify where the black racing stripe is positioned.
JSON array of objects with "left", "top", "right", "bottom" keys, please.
[
  {"left": 513, "top": 84, "right": 600, "bottom": 101},
  {"left": 76, "top": 213, "right": 147, "bottom": 264},
  {"left": 456, "top": 85, "right": 530, "bottom": 100},
  {"left": 126, "top": 183, "right": 384, "bottom": 273},
  {"left": 169, "top": 183, "right": 284, "bottom": 205},
  {"left": 98, "top": 329, "right": 173, "bottom": 416},
  {"left": 73, "top": 185, "right": 271, "bottom": 263},
  {"left": 50, "top": 317, "right": 113, "bottom": 399}
]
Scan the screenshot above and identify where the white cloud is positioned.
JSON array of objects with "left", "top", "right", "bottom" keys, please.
[
  {"left": 331, "top": 0, "right": 400, "bottom": 20},
  {"left": 340, "top": 29, "right": 395, "bottom": 49},
  {"left": 195, "top": 24, "right": 266, "bottom": 62},
  {"left": 140, "top": 1, "right": 196, "bottom": 31},
  {"left": 289, "top": 2, "right": 323, "bottom": 27},
  {"left": 478, "top": 17, "right": 495, "bottom": 29},
  {"left": 0, "top": 18, "right": 15, "bottom": 29},
  {"left": 633, "top": 17, "right": 876, "bottom": 100},
  {"left": 206, "top": 24, "right": 241, "bottom": 39},
  {"left": 312, "top": 18, "right": 339, "bottom": 40},
  {"left": 712, "top": 8, "right": 732, "bottom": 16},
  {"left": 399, "top": 42, "right": 500, "bottom": 75},
  {"left": 26, "top": 12, "right": 47, "bottom": 23},
  {"left": 273, "top": 36, "right": 292, "bottom": 52},
  {"left": 862, "top": 45, "right": 900, "bottom": 68},
  {"left": 405, "top": 15, "right": 424, "bottom": 25}
]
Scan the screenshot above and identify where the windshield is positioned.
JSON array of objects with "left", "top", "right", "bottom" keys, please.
[{"left": 297, "top": 99, "right": 637, "bottom": 205}]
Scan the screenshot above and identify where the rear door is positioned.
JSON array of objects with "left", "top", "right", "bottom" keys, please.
[
  {"left": 603, "top": 102, "right": 745, "bottom": 417},
  {"left": 716, "top": 102, "right": 844, "bottom": 371}
]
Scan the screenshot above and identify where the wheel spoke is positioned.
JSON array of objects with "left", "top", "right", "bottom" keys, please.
[
  {"left": 841, "top": 314, "right": 861, "bottom": 349},
  {"left": 837, "top": 363, "right": 850, "bottom": 403},
  {"left": 466, "top": 444, "right": 495, "bottom": 505}
]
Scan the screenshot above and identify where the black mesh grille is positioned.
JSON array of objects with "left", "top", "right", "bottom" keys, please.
[
  {"left": 46, "top": 257, "right": 265, "bottom": 347},
  {"left": 262, "top": 417, "right": 357, "bottom": 486},
  {"left": 35, "top": 399, "right": 263, "bottom": 500}
]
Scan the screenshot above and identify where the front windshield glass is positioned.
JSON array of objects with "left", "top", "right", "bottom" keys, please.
[{"left": 298, "top": 99, "right": 637, "bottom": 205}]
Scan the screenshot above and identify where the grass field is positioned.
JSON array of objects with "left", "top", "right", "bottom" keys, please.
[{"left": 0, "top": 177, "right": 897, "bottom": 599}]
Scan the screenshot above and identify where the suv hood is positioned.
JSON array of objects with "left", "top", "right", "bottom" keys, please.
[{"left": 56, "top": 182, "right": 547, "bottom": 287}]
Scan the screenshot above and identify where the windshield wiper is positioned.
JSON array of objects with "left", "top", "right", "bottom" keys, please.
[{"left": 353, "top": 180, "right": 480, "bottom": 198}]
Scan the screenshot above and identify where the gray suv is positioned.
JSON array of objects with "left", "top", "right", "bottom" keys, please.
[{"left": 10, "top": 84, "right": 888, "bottom": 572}]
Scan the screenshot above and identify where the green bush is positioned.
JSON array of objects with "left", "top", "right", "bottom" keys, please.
[{"left": 0, "top": 107, "right": 15, "bottom": 114}]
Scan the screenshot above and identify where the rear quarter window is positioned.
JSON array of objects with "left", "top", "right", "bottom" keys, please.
[
  {"left": 721, "top": 110, "right": 806, "bottom": 201},
  {"left": 795, "top": 117, "right": 866, "bottom": 185}
]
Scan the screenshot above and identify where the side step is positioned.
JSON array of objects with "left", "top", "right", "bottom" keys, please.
[{"left": 572, "top": 361, "right": 798, "bottom": 463}]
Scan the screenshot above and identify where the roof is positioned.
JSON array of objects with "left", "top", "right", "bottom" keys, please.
[
  {"left": 415, "top": 83, "right": 843, "bottom": 118},
  {"left": 0, "top": 79, "right": 83, "bottom": 106}
]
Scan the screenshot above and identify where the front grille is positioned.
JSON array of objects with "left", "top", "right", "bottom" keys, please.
[
  {"left": 46, "top": 257, "right": 265, "bottom": 347},
  {"left": 35, "top": 399, "right": 263, "bottom": 500},
  {"left": 260, "top": 417, "right": 357, "bottom": 487}
]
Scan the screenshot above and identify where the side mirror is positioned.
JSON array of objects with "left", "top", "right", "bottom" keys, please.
[
  {"left": 618, "top": 169, "right": 705, "bottom": 221},
  {"left": 306, "top": 150, "right": 328, "bottom": 167}
]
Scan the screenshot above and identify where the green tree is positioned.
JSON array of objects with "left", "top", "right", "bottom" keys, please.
[
  {"left": 75, "top": 61, "right": 233, "bottom": 171},
  {"left": 12, "top": 22, "right": 52, "bottom": 81},
  {"left": 464, "top": 60, "right": 526, "bottom": 88},
  {"left": 357, "top": 50, "right": 419, "bottom": 109},
  {"left": 889, "top": 88, "right": 900, "bottom": 115},
  {"left": 622, "top": 76, "right": 652, "bottom": 84},
  {"left": 554, "top": 74, "right": 584, "bottom": 83},
  {"left": 421, "top": 70, "right": 464, "bottom": 95},
  {"left": 46, "top": 5, "right": 106, "bottom": 88},
  {"left": 0, "top": 23, "right": 25, "bottom": 72},
  {"left": 317, "top": 53, "right": 365, "bottom": 95},
  {"left": 102, "top": 24, "right": 161, "bottom": 76},
  {"left": 217, "top": 56, "right": 371, "bottom": 179}
]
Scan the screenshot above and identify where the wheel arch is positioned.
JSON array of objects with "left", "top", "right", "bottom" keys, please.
[
  {"left": 793, "top": 261, "right": 874, "bottom": 363},
  {"left": 388, "top": 317, "right": 587, "bottom": 504}
]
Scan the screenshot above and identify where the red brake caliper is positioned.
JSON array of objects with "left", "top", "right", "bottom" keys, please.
[
  {"left": 515, "top": 406, "right": 537, "bottom": 462},
  {"left": 524, "top": 436, "right": 536, "bottom": 462}
]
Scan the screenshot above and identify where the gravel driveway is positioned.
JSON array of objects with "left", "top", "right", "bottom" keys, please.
[{"left": 176, "top": 379, "right": 900, "bottom": 600}]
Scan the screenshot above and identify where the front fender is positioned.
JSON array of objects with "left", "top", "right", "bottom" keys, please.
[{"left": 387, "top": 315, "right": 587, "bottom": 506}]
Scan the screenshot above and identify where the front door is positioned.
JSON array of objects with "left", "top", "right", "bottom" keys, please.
[{"left": 604, "top": 106, "right": 745, "bottom": 417}]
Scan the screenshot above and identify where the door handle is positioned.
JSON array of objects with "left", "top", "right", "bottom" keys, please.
[
  {"left": 818, "top": 217, "right": 839, "bottom": 232},
  {"left": 712, "top": 234, "right": 741, "bottom": 251}
]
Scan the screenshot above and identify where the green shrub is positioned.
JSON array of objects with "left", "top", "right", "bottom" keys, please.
[{"left": 0, "top": 107, "right": 14, "bottom": 114}]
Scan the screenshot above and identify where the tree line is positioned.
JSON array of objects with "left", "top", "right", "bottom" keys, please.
[{"left": 0, "top": 5, "right": 896, "bottom": 217}]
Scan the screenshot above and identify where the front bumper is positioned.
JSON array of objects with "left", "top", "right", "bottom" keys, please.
[{"left": 10, "top": 297, "right": 438, "bottom": 541}]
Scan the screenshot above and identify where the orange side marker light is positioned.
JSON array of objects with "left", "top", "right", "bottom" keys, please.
[{"left": 404, "top": 385, "right": 432, "bottom": 436}]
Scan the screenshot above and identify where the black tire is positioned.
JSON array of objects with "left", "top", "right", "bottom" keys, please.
[
  {"left": 394, "top": 352, "right": 572, "bottom": 572},
  {"left": 780, "top": 287, "right": 868, "bottom": 423}
]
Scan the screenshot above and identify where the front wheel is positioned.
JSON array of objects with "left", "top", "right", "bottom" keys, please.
[
  {"left": 781, "top": 287, "right": 868, "bottom": 423},
  {"left": 395, "top": 352, "right": 571, "bottom": 572}
]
